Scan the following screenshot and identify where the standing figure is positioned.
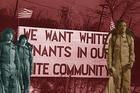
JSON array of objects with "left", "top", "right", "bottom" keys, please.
[
  {"left": 0, "top": 59, "right": 5, "bottom": 93},
  {"left": 16, "top": 35, "right": 33, "bottom": 93},
  {"left": 0, "top": 28, "right": 21, "bottom": 93},
  {"left": 107, "top": 20, "right": 135, "bottom": 93}
]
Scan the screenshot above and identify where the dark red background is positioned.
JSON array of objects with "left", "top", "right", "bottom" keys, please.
[{"left": 0, "top": 0, "right": 140, "bottom": 92}]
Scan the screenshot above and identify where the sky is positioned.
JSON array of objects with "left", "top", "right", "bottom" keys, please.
[
  {"left": 17, "top": 0, "right": 101, "bottom": 19},
  {"left": 0, "top": 0, "right": 140, "bottom": 37},
  {"left": 0, "top": 0, "right": 101, "bottom": 18}
]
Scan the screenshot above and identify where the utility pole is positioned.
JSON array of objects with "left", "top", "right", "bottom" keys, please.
[
  {"left": 14, "top": 0, "right": 19, "bottom": 18},
  {"left": 97, "top": 4, "right": 107, "bottom": 32}
]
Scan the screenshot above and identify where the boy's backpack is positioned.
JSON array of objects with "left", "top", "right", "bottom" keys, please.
[{"left": 109, "top": 29, "right": 135, "bottom": 48}]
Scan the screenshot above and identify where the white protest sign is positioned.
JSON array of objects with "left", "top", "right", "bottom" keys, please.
[{"left": 18, "top": 26, "right": 108, "bottom": 78}]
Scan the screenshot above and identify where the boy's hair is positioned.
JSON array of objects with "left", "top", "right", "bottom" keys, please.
[
  {"left": 18, "top": 34, "right": 28, "bottom": 42},
  {"left": 1, "top": 28, "right": 15, "bottom": 41},
  {"left": 115, "top": 19, "right": 125, "bottom": 29}
]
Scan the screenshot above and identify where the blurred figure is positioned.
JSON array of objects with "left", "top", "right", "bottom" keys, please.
[
  {"left": 107, "top": 20, "right": 135, "bottom": 93},
  {"left": 0, "top": 28, "right": 21, "bottom": 93},
  {"left": 16, "top": 34, "right": 33, "bottom": 93}
]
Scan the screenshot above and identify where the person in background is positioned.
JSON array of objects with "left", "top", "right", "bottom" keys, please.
[
  {"left": 16, "top": 34, "right": 33, "bottom": 93},
  {"left": 0, "top": 28, "right": 21, "bottom": 93},
  {"left": 107, "top": 20, "right": 135, "bottom": 93}
]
